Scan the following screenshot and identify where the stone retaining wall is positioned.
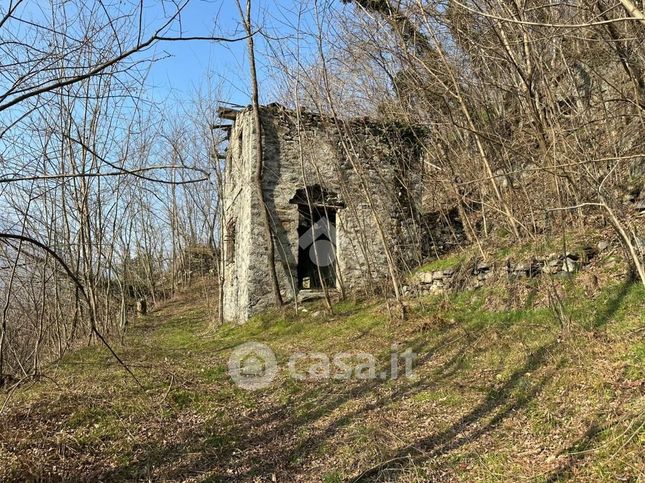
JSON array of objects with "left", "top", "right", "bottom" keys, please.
[{"left": 403, "top": 246, "right": 602, "bottom": 297}]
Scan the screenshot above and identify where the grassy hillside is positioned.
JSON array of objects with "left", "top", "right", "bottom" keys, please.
[{"left": 0, "top": 273, "right": 643, "bottom": 481}]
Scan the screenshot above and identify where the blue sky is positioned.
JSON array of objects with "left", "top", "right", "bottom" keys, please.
[
  {"left": 145, "top": 1, "right": 247, "bottom": 105},
  {"left": 3, "top": 0, "right": 345, "bottom": 115},
  {"left": 145, "top": 0, "right": 327, "bottom": 109}
]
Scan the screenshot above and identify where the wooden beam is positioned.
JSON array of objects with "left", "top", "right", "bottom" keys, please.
[{"left": 218, "top": 107, "right": 241, "bottom": 120}]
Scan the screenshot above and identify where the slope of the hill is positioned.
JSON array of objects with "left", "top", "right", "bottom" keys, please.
[{"left": 0, "top": 255, "right": 643, "bottom": 481}]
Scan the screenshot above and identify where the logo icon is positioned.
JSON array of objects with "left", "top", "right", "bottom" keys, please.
[
  {"left": 299, "top": 216, "right": 336, "bottom": 267},
  {"left": 228, "top": 342, "right": 278, "bottom": 390},
  {"left": 228, "top": 342, "right": 416, "bottom": 390}
]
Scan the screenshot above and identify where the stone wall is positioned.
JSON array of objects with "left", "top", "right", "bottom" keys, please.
[
  {"left": 404, "top": 247, "right": 598, "bottom": 297},
  {"left": 222, "top": 104, "right": 427, "bottom": 322},
  {"left": 222, "top": 113, "right": 256, "bottom": 321}
]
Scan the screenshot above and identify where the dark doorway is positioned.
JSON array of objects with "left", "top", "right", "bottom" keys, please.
[{"left": 296, "top": 204, "right": 337, "bottom": 290}]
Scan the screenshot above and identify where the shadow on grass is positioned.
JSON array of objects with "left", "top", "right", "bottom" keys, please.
[
  {"left": 6, "top": 280, "right": 641, "bottom": 481},
  {"left": 351, "top": 341, "right": 557, "bottom": 481},
  {"left": 592, "top": 281, "right": 632, "bottom": 328},
  {"left": 95, "top": 313, "right": 558, "bottom": 482},
  {"left": 543, "top": 412, "right": 644, "bottom": 482}
]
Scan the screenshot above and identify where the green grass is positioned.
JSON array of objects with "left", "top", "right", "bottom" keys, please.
[
  {"left": 322, "top": 471, "right": 343, "bottom": 483},
  {"left": 626, "top": 342, "right": 645, "bottom": 381},
  {"left": 414, "top": 252, "right": 467, "bottom": 273},
  {"left": 0, "top": 275, "right": 643, "bottom": 481}
]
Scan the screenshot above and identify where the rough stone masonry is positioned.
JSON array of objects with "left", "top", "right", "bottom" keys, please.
[{"left": 221, "top": 104, "right": 428, "bottom": 323}]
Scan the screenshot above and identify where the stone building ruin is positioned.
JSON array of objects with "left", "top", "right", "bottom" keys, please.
[{"left": 220, "top": 104, "right": 430, "bottom": 323}]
